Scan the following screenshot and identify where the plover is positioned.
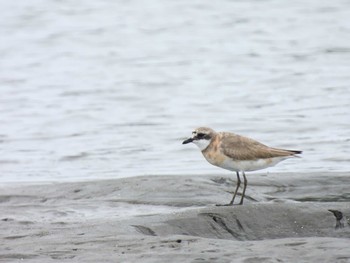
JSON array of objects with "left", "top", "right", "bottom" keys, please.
[{"left": 182, "top": 127, "right": 302, "bottom": 205}]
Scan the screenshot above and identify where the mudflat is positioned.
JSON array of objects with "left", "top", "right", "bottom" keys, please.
[{"left": 1, "top": 173, "right": 349, "bottom": 262}]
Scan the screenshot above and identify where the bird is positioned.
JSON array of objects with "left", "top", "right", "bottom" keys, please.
[{"left": 182, "top": 127, "right": 302, "bottom": 206}]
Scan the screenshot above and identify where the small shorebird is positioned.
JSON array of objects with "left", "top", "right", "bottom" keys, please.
[{"left": 182, "top": 127, "right": 302, "bottom": 206}]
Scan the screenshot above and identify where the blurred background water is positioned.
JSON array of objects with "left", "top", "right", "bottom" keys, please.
[{"left": 0, "top": 0, "right": 349, "bottom": 182}]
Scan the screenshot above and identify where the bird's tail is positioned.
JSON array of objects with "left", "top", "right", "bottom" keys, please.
[
  {"left": 289, "top": 150, "right": 302, "bottom": 155},
  {"left": 270, "top": 148, "right": 302, "bottom": 157},
  {"left": 287, "top": 149, "right": 302, "bottom": 157}
]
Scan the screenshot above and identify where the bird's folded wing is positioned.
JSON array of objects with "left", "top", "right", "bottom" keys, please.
[{"left": 220, "top": 134, "right": 295, "bottom": 160}]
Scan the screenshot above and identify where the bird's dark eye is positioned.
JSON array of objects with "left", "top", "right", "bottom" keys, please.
[{"left": 197, "top": 133, "right": 205, "bottom": 138}]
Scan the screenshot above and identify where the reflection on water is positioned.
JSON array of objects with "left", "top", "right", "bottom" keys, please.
[{"left": 0, "top": 0, "right": 349, "bottom": 182}]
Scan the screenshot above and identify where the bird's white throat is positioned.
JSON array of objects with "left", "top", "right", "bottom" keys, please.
[{"left": 193, "top": 139, "right": 211, "bottom": 151}]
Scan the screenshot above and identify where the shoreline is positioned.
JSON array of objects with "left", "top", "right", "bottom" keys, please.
[{"left": 1, "top": 173, "right": 349, "bottom": 262}]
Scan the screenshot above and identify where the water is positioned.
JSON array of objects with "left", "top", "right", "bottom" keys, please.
[{"left": 0, "top": 0, "right": 349, "bottom": 182}]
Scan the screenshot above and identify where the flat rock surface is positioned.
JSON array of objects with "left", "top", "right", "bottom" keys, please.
[{"left": 1, "top": 173, "right": 349, "bottom": 262}]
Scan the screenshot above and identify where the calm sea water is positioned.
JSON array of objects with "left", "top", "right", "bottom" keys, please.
[{"left": 1, "top": 0, "right": 349, "bottom": 182}]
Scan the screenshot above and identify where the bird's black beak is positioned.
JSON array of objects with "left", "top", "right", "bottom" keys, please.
[{"left": 182, "top": 137, "right": 194, "bottom": 144}]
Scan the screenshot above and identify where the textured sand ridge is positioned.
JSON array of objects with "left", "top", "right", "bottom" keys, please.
[{"left": 0, "top": 173, "right": 349, "bottom": 262}]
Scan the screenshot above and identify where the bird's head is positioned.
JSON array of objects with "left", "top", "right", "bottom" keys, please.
[{"left": 182, "top": 127, "right": 216, "bottom": 151}]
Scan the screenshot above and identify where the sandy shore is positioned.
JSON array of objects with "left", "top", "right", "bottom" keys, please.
[{"left": 1, "top": 173, "right": 349, "bottom": 262}]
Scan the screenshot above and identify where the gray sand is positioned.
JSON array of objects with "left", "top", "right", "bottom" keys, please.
[{"left": 1, "top": 173, "right": 350, "bottom": 262}]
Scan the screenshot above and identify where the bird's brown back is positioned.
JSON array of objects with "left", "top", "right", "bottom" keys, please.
[{"left": 217, "top": 132, "right": 300, "bottom": 161}]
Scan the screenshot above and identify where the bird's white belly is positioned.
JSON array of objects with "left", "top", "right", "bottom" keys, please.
[{"left": 219, "top": 157, "right": 289, "bottom": 172}]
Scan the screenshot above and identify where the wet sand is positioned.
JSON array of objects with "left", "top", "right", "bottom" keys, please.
[{"left": 1, "top": 173, "right": 349, "bottom": 262}]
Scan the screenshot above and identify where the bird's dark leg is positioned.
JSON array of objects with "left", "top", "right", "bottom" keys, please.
[
  {"left": 238, "top": 172, "right": 247, "bottom": 205},
  {"left": 228, "top": 172, "right": 241, "bottom": 205}
]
